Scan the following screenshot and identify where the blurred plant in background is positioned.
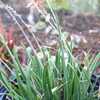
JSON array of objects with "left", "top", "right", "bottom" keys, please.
[
  {"left": 47, "top": 0, "right": 99, "bottom": 14},
  {"left": 46, "top": 0, "right": 70, "bottom": 10},
  {"left": 71, "top": 0, "right": 99, "bottom": 14}
]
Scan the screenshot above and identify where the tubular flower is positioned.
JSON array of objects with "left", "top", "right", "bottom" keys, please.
[
  {"left": 6, "top": 27, "right": 14, "bottom": 49},
  {"left": 0, "top": 17, "right": 5, "bottom": 34}
]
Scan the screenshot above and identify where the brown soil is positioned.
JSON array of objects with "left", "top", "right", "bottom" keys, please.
[
  {"left": 0, "top": 8, "right": 99, "bottom": 59},
  {"left": 14, "top": 12, "right": 100, "bottom": 54}
]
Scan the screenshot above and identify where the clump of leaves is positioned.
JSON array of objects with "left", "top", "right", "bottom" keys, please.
[{"left": 0, "top": 40, "right": 99, "bottom": 100}]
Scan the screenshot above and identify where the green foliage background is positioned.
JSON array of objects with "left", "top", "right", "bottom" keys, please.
[{"left": 48, "top": 0, "right": 99, "bottom": 14}]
